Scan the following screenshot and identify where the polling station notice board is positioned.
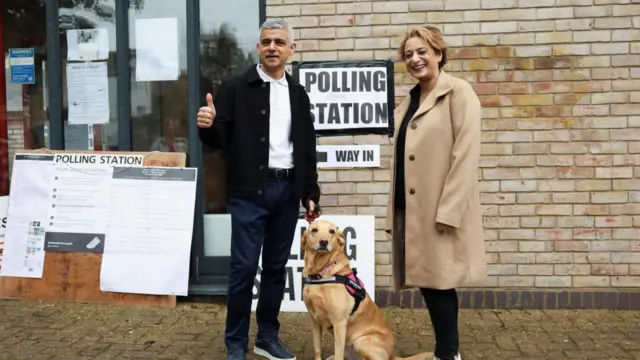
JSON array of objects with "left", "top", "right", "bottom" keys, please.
[{"left": 0, "top": 150, "right": 186, "bottom": 308}]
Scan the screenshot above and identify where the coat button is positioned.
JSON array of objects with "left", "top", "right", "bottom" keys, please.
[
  {"left": 409, "top": 155, "right": 415, "bottom": 161},
  {"left": 261, "top": 137, "right": 266, "bottom": 142},
  {"left": 411, "top": 123, "right": 417, "bottom": 129},
  {"left": 262, "top": 83, "right": 266, "bottom": 88},
  {"left": 261, "top": 109, "right": 266, "bottom": 115},
  {"left": 257, "top": 189, "right": 263, "bottom": 195},
  {"left": 258, "top": 165, "right": 265, "bottom": 170},
  {"left": 410, "top": 188, "right": 416, "bottom": 194}
]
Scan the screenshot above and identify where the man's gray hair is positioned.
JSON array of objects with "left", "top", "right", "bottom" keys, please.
[{"left": 260, "top": 19, "right": 295, "bottom": 44}]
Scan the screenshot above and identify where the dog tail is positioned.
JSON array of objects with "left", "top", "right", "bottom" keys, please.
[{"left": 394, "top": 351, "right": 435, "bottom": 360}]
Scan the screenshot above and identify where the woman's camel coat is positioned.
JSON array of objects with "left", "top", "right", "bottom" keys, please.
[{"left": 385, "top": 71, "right": 486, "bottom": 291}]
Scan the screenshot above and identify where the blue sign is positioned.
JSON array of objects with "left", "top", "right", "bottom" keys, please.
[{"left": 9, "top": 48, "right": 36, "bottom": 84}]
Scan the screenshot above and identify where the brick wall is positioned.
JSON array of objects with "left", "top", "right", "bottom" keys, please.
[{"left": 267, "top": 0, "right": 640, "bottom": 299}]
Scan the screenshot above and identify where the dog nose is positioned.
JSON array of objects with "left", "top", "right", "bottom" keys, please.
[{"left": 319, "top": 239, "right": 328, "bottom": 246}]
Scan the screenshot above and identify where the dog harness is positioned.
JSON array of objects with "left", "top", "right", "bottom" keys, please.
[{"left": 303, "top": 263, "right": 367, "bottom": 315}]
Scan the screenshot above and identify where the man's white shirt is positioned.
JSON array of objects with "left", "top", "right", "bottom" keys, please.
[{"left": 257, "top": 64, "right": 294, "bottom": 169}]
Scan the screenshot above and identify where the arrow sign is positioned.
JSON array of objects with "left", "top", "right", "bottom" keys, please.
[{"left": 315, "top": 145, "right": 380, "bottom": 169}]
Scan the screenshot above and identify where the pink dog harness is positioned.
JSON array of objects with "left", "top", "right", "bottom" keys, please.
[{"left": 303, "top": 263, "right": 367, "bottom": 315}]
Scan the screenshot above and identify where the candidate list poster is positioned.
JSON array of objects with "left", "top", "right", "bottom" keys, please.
[
  {"left": 44, "top": 153, "right": 144, "bottom": 254},
  {"left": 251, "top": 215, "right": 376, "bottom": 313},
  {"left": 299, "top": 64, "right": 391, "bottom": 133}
]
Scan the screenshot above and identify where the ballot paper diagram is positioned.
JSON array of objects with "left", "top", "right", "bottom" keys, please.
[{"left": 87, "top": 237, "right": 101, "bottom": 250}]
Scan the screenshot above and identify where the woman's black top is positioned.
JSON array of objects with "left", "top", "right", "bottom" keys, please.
[{"left": 394, "top": 85, "right": 421, "bottom": 208}]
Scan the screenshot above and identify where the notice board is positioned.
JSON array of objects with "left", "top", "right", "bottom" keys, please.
[{"left": 0, "top": 150, "right": 186, "bottom": 308}]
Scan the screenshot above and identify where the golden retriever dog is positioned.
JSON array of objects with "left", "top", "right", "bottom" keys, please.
[{"left": 301, "top": 219, "right": 433, "bottom": 360}]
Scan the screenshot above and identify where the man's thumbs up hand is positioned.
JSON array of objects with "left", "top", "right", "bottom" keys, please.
[{"left": 197, "top": 93, "right": 216, "bottom": 128}]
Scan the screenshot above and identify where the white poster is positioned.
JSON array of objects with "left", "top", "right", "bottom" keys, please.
[
  {"left": 1, "top": 154, "right": 55, "bottom": 278},
  {"left": 44, "top": 153, "right": 144, "bottom": 254},
  {"left": 316, "top": 145, "right": 380, "bottom": 168},
  {"left": 135, "top": 18, "right": 179, "bottom": 82},
  {"left": 66, "top": 29, "right": 110, "bottom": 61},
  {"left": 299, "top": 66, "right": 389, "bottom": 131},
  {"left": 0, "top": 196, "right": 8, "bottom": 273},
  {"left": 66, "top": 62, "right": 110, "bottom": 124},
  {"left": 100, "top": 167, "right": 197, "bottom": 296},
  {"left": 251, "top": 215, "right": 376, "bottom": 313}
]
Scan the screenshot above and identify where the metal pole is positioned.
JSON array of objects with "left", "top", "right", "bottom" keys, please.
[
  {"left": 46, "top": 0, "right": 63, "bottom": 150},
  {"left": 116, "top": 0, "right": 132, "bottom": 151},
  {"left": 187, "top": 0, "right": 204, "bottom": 283}
]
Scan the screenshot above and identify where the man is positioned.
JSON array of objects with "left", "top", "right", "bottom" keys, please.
[{"left": 197, "top": 19, "right": 320, "bottom": 360}]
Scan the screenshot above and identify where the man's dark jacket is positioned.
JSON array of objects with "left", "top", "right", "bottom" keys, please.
[{"left": 198, "top": 65, "right": 320, "bottom": 207}]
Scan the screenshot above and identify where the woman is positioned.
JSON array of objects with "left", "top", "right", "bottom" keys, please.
[{"left": 386, "top": 26, "right": 486, "bottom": 360}]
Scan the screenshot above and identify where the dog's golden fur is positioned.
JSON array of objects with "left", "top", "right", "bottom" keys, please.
[{"left": 302, "top": 219, "right": 433, "bottom": 360}]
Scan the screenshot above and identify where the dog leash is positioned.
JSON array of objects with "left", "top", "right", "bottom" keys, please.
[{"left": 304, "top": 204, "right": 321, "bottom": 223}]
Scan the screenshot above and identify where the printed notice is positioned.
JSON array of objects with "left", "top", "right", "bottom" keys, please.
[
  {"left": 135, "top": 18, "right": 179, "bottom": 82},
  {"left": 9, "top": 48, "right": 35, "bottom": 85},
  {"left": 44, "top": 153, "right": 144, "bottom": 254},
  {"left": 0, "top": 196, "right": 8, "bottom": 273},
  {"left": 100, "top": 167, "right": 197, "bottom": 296},
  {"left": 5, "top": 67, "right": 23, "bottom": 112},
  {"left": 66, "top": 62, "right": 110, "bottom": 124},
  {"left": 64, "top": 124, "right": 94, "bottom": 150},
  {"left": 66, "top": 28, "right": 109, "bottom": 61},
  {"left": 1, "top": 154, "right": 55, "bottom": 278},
  {"left": 316, "top": 145, "right": 380, "bottom": 168},
  {"left": 299, "top": 65, "right": 390, "bottom": 132}
]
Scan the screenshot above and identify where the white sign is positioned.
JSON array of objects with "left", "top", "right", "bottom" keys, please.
[
  {"left": 135, "top": 18, "right": 179, "bottom": 82},
  {"left": 66, "top": 62, "right": 110, "bottom": 124},
  {"left": 100, "top": 167, "right": 197, "bottom": 296},
  {"left": 66, "top": 29, "right": 110, "bottom": 61},
  {"left": 299, "top": 66, "right": 389, "bottom": 132},
  {"left": 44, "top": 153, "right": 144, "bottom": 253},
  {"left": 251, "top": 215, "right": 376, "bottom": 313},
  {"left": 316, "top": 144, "right": 380, "bottom": 168},
  {"left": 0, "top": 196, "right": 8, "bottom": 273},
  {"left": 1, "top": 154, "right": 55, "bottom": 278}
]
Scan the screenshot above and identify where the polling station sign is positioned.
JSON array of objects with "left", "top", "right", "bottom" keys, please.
[
  {"left": 294, "top": 60, "right": 394, "bottom": 136},
  {"left": 316, "top": 145, "right": 380, "bottom": 168},
  {"left": 250, "top": 215, "right": 376, "bottom": 313}
]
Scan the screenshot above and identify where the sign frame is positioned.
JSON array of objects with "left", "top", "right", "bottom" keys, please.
[{"left": 292, "top": 60, "right": 395, "bottom": 137}]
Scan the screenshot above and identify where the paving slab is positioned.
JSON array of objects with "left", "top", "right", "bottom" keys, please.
[{"left": 0, "top": 299, "right": 638, "bottom": 359}]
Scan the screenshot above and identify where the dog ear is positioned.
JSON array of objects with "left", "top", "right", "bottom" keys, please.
[
  {"left": 337, "top": 227, "right": 345, "bottom": 246},
  {"left": 301, "top": 229, "right": 308, "bottom": 248}
]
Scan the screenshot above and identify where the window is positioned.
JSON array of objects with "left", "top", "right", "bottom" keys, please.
[
  {"left": 59, "top": 0, "right": 119, "bottom": 151},
  {"left": 129, "top": 0, "right": 188, "bottom": 155},
  {"left": 2, "top": 0, "right": 49, "bottom": 196},
  {"left": 200, "top": 0, "right": 261, "bottom": 257}
]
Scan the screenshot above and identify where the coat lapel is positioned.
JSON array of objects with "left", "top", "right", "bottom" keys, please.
[
  {"left": 392, "top": 97, "right": 411, "bottom": 139},
  {"left": 410, "top": 71, "right": 454, "bottom": 121}
]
